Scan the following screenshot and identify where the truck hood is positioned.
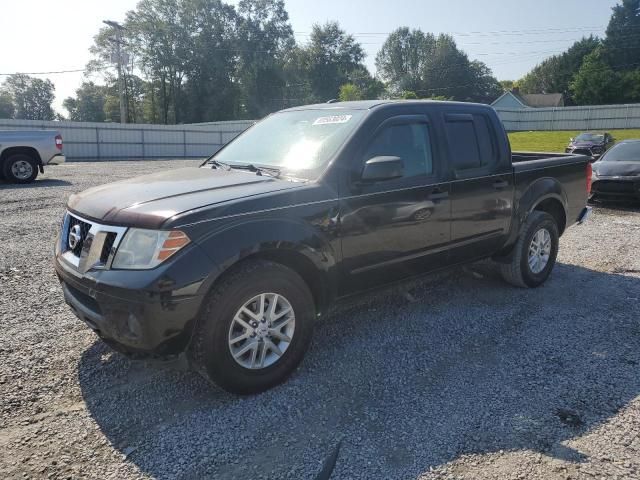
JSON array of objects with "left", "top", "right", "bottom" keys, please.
[
  {"left": 593, "top": 161, "right": 640, "bottom": 177},
  {"left": 67, "top": 167, "right": 302, "bottom": 228}
]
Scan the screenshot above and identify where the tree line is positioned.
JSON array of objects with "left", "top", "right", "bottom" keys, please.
[
  {"left": 0, "top": 0, "right": 638, "bottom": 123},
  {"left": 512, "top": 0, "right": 640, "bottom": 105}
]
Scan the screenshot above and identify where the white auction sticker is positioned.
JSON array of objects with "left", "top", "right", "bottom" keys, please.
[{"left": 313, "top": 115, "right": 352, "bottom": 126}]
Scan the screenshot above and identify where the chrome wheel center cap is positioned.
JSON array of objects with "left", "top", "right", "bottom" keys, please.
[{"left": 256, "top": 323, "right": 269, "bottom": 338}]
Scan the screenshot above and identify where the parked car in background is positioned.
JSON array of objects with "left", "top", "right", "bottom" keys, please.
[
  {"left": 590, "top": 140, "right": 640, "bottom": 202},
  {"left": 0, "top": 130, "right": 65, "bottom": 183},
  {"left": 566, "top": 132, "right": 615, "bottom": 159},
  {"left": 54, "top": 100, "right": 591, "bottom": 394}
]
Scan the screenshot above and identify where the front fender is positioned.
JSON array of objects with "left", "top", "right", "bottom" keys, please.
[{"left": 188, "top": 214, "right": 340, "bottom": 307}]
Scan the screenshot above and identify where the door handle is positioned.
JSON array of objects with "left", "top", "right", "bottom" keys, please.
[{"left": 493, "top": 179, "right": 509, "bottom": 189}]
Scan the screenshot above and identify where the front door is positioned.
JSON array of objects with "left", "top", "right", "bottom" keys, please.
[{"left": 339, "top": 115, "right": 451, "bottom": 294}]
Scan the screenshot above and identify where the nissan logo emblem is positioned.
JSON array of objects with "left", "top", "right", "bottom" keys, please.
[{"left": 68, "top": 224, "right": 82, "bottom": 250}]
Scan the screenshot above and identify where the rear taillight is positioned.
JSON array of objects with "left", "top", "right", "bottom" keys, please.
[
  {"left": 586, "top": 162, "right": 592, "bottom": 194},
  {"left": 55, "top": 134, "right": 63, "bottom": 150}
]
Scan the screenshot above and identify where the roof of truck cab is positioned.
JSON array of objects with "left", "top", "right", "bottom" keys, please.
[{"left": 279, "top": 99, "right": 491, "bottom": 112}]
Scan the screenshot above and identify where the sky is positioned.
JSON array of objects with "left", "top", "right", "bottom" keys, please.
[{"left": 0, "top": 0, "right": 619, "bottom": 115}]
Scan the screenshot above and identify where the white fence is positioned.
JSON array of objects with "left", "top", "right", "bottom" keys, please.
[
  {"left": 496, "top": 103, "right": 640, "bottom": 131},
  {"left": 0, "top": 119, "right": 255, "bottom": 161},
  {"left": 4, "top": 102, "right": 640, "bottom": 160}
]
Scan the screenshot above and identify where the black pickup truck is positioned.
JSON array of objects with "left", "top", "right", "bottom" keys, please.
[{"left": 55, "top": 100, "right": 591, "bottom": 394}]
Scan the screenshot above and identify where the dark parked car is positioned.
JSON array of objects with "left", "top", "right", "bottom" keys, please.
[
  {"left": 566, "top": 132, "right": 615, "bottom": 159},
  {"left": 54, "top": 100, "right": 592, "bottom": 394},
  {"left": 590, "top": 139, "right": 640, "bottom": 202}
]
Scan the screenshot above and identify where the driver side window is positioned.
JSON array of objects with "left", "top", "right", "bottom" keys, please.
[{"left": 363, "top": 123, "right": 433, "bottom": 178}]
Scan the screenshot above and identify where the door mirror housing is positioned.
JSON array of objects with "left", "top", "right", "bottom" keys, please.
[
  {"left": 360, "top": 156, "right": 404, "bottom": 182},
  {"left": 569, "top": 138, "right": 574, "bottom": 143}
]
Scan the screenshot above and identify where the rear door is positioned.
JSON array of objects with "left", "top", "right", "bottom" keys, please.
[
  {"left": 339, "top": 114, "right": 451, "bottom": 293},
  {"left": 444, "top": 112, "right": 514, "bottom": 262}
]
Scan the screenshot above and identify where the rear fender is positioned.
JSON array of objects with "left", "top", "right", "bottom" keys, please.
[{"left": 496, "top": 177, "right": 568, "bottom": 259}]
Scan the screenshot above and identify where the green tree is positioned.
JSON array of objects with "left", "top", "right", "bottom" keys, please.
[
  {"left": 0, "top": 90, "right": 14, "bottom": 119},
  {"left": 400, "top": 91, "right": 418, "bottom": 99},
  {"left": 63, "top": 82, "right": 107, "bottom": 122},
  {"left": 619, "top": 69, "right": 640, "bottom": 103},
  {"left": 301, "top": 22, "right": 366, "bottom": 103},
  {"left": 376, "top": 29, "right": 500, "bottom": 103},
  {"left": 467, "top": 60, "right": 503, "bottom": 104},
  {"left": 125, "top": 0, "right": 192, "bottom": 123},
  {"left": 180, "top": 0, "right": 241, "bottom": 122},
  {"left": 349, "top": 66, "right": 385, "bottom": 100},
  {"left": 519, "top": 36, "right": 600, "bottom": 104},
  {"left": 375, "top": 28, "right": 435, "bottom": 96},
  {"left": 338, "top": 83, "right": 363, "bottom": 101},
  {"left": 3, "top": 74, "right": 55, "bottom": 120},
  {"left": 570, "top": 49, "right": 622, "bottom": 105},
  {"left": 499, "top": 80, "right": 517, "bottom": 91},
  {"left": 236, "top": 0, "right": 295, "bottom": 117},
  {"left": 604, "top": 0, "right": 640, "bottom": 68},
  {"left": 420, "top": 34, "right": 500, "bottom": 102}
]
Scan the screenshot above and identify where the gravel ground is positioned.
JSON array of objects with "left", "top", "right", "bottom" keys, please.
[{"left": 1, "top": 160, "right": 639, "bottom": 480}]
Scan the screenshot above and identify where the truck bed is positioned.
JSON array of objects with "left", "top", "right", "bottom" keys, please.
[
  {"left": 512, "top": 151, "right": 589, "bottom": 172},
  {"left": 510, "top": 151, "right": 590, "bottom": 232}
]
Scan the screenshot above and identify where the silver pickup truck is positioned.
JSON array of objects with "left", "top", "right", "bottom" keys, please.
[{"left": 0, "top": 130, "right": 65, "bottom": 183}]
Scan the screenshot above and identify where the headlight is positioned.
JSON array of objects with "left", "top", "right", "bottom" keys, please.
[{"left": 112, "top": 229, "right": 190, "bottom": 270}]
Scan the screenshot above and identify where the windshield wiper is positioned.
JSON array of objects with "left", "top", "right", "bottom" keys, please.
[
  {"left": 229, "top": 163, "right": 282, "bottom": 178},
  {"left": 204, "top": 159, "right": 232, "bottom": 171}
]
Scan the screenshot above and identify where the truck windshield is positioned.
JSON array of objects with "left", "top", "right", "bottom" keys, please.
[{"left": 211, "top": 109, "right": 365, "bottom": 179}]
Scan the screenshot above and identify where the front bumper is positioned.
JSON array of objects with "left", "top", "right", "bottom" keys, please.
[
  {"left": 591, "top": 177, "right": 640, "bottom": 200},
  {"left": 54, "top": 244, "right": 213, "bottom": 356},
  {"left": 565, "top": 147, "right": 603, "bottom": 159}
]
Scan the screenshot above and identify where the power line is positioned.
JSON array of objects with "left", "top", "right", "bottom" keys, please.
[{"left": 0, "top": 68, "right": 88, "bottom": 76}]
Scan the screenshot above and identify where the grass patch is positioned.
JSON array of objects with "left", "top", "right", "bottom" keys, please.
[{"left": 508, "top": 129, "right": 640, "bottom": 153}]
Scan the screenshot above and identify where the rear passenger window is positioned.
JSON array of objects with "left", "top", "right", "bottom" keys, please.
[
  {"left": 474, "top": 115, "right": 496, "bottom": 167},
  {"left": 364, "top": 122, "right": 434, "bottom": 178},
  {"left": 444, "top": 120, "right": 481, "bottom": 170},
  {"left": 444, "top": 114, "right": 497, "bottom": 173}
]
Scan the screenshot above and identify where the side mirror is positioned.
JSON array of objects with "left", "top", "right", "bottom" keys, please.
[
  {"left": 569, "top": 138, "right": 574, "bottom": 143},
  {"left": 361, "top": 156, "right": 404, "bottom": 182}
]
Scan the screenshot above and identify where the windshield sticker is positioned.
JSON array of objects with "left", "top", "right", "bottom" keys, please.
[{"left": 313, "top": 115, "right": 352, "bottom": 126}]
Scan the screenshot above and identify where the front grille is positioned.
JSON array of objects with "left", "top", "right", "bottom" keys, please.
[
  {"left": 593, "top": 180, "right": 635, "bottom": 194},
  {"left": 100, "top": 232, "right": 117, "bottom": 264},
  {"left": 67, "top": 216, "right": 92, "bottom": 256}
]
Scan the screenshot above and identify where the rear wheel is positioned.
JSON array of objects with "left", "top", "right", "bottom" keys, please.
[
  {"left": 3, "top": 154, "right": 38, "bottom": 184},
  {"left": 499, "top": 211, "right": 559, "bottom": 288},
  {"left": 189, "top": 260, "right": 315, "bottom": 394}
]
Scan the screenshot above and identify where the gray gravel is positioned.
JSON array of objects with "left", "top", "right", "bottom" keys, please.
[{"left": 1, "top": 160, "right": 639, "bottom": 480}]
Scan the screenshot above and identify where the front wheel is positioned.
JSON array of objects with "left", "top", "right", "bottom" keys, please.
[
  {"left": 189, "top": 260, "right": 315, "bottom": 394},
  {"left": 499, "top": 211, "right": 559, "bottom": 288}
]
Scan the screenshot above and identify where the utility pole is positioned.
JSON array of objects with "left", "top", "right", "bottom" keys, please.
[{"left": 103, "top": 20, "right": 127, "bottom": 124}]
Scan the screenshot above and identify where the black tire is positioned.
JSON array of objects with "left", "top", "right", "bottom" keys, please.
[
  {"left": 189, "top": 260, "right": 315, "bottom": 394},
  {"left": 3, "top": 154, "right": 38, "bottom": 184},
  {"left": 499, "top": 211, "right": 559, "bottom": 288}
]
